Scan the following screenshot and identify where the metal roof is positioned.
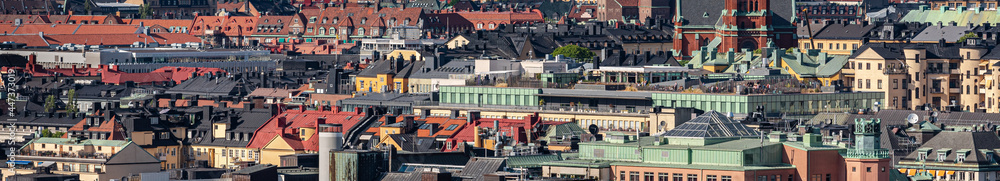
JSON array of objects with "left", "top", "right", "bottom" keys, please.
[{"left": 661, "top": 111, "right": 760, "bottom": 138}]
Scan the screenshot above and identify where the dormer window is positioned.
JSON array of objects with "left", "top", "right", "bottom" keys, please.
[
  {"left": 938, "top": 153, "right": 947, "bottom": 162},
  {"left": 957, "top": 153, "right": 967, "bottom": 163}
]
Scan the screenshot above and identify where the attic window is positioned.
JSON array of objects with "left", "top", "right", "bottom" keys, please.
[
  {"left": 445, "top": 124, "right": 459, "bottom": 130},
  {"left": 703, "top": 12, "right": 710, "bottom": 17}
]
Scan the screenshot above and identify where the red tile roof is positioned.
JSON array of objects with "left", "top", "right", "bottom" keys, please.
[
  {"left": 190, "top": 16, "right": 259, "bottom": 37},
  {"left": 103, "top": 66, "right": 226, "bottom": 85},
  {"left": 247, "top": 108, "right": 367, "bottom": 151},
  {"left": 67, "top": 110, "right": 126, "bottom": 140},
  {"left": 126, "top": 19, "right": 194, "bottom": 29},
  {"left": 305, "top": 7, "right": 424, "bottom": 36},
  {"left": 444, "top": 113, "right": 541, "bottom": 151}
]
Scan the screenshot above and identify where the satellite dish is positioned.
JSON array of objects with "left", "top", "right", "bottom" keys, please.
[
  {"left": 906, "top": 113, "right": 919, "bottom": 124},
  {"left": 588, "top": 124, "right": 600, "bottom": 135}
]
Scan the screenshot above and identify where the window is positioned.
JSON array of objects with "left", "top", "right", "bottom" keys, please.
[
  {"left": 707, "top": 175, "right": 718, "bottom": 181},
  {"left": 630, "top": 171, "right": 640, "bottom": 181},
  {"left": 866, "top": 63, "right": 871, "bottom": 70},
  {"left": 645, "top": 172, "right": 655, "bottom": 181},
  {"left": 78, "top": 164, "right": 88, "bottom": 172},
  {"left": 878, "top": 63, "right": 882, "bottom": 70},
  {"left": 938, "top": 153, "right": 947, "bottom": 162},
  {"left": 445, "top": 125, "right": 459, "bottom": 130},
  {"left": 63, "top": 164, "right": 72, "bottom": 171},
  {"left": 659, "top": 173, "right": 670, "bottom": 181},
  {"left": 674, "top": 173, "right": 683, "bottom": 181},
  {"left": 94, "top": 165, "right": 102, "bottom": 173},
  {"left": 825, "top": 174, "right": 831, "bottom": 181},
  {"left": 853, "top": 167, "right": 856, "bottom": 172},
  {"left": 878, "top": 80, "right": 883, "bottom": 89},
  {"left": 722, "top": 176, "right": 732, "bottom": 181},
  {"left": 867, "top": 167, "right": 871, "bottom": 172},
  {"left": 688, "top": 174, "right": 698, "bottom": 181},
  {"left": 893, "top": 79, "right": 898, "bottom": 89},
  {"left": 957, "top": 153, "right": 967, "bottom": 163},
  {"left": 621, "top": 171, "right": 626, "bottom": 180}
]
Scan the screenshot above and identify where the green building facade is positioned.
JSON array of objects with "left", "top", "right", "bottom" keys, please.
[
  {"left": 652, "top": 92, "right": 885, "bottom": 114},
  {"left": 438, "top": 86, "right": 884, "bottom": 114}
]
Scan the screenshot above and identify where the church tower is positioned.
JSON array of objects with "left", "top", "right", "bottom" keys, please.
[{"left": 842, "top": 118, "right": 892, "bottom": 181}]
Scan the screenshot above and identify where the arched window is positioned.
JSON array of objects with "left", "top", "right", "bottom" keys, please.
[
  {"left": 318, "top": 28, "right": 326, "bottom": 35},
  {"left": 357, "top": 28, "right": 365, "bottom": 36},
  {"left": 322, "top": 17, "right": 328, "bottom": 24}
]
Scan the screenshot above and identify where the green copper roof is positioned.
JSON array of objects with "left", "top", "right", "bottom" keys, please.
[
  {"left": 506, "top": 154, "right": 562, "bottom": 168},
  {"left": 900, "top": 8, "right": 1000, "bottom": 25}
]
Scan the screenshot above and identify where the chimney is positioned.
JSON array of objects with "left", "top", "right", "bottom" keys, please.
[
  {"left": 467, "top": 110, "right": 480, "bottom": 124},
  {"left": 421, "top": 109, "right": 430, "bottom": 119},
  {"left": 190, "top": 95, "right": 199, "bottom": 107},
  {"left": 450, "top": 110, "right": 460, "bottom": 119},
  {"left": 277, "top": 117, "right": 287, "bottom": 135},
  {"left": 317, "top": 117, "right": 327, "bottom": 125},
  {"left": 333, "top": 106, "right": 342, "bottom": 113},
  {"left": 404, "top": 116, "right": 415, "bottom": 130},
  {"left": 385, "top": 115, "right": 398, "bottom": 125},
  {"left": 355, "top": 107, "right": 363, "bottom": 114}
]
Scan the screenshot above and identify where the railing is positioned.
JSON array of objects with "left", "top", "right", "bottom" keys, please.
[
  {"left": 950, "top": 88, "right": 961, "bottom": 94},
  {"left": 883, "top": 68, "right": 907, "bottom": 74},
  {"left": 926, "top": 68, "right": 950, "bottom": 74},
  {"left": 930, "top": 88, "right": 945, "bottom": 94},
  {"left": 18, "top": 150, "right": 111, "bottom": 160},
  {"left": 842, "top": 149, "right": 891, "bottom": 159}
]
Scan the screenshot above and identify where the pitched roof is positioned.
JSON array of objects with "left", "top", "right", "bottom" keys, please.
[
  {"left": 248, "top": 88, "right": 298, "bottom": 98},
  {"left": 166, "top": 76, "right": 247, "bottom": 96},
  {"left": 457, "top": 157, "right": 506, "bottom": 180},
  {"left": 661, "top": 111, "right": 760, "bottom": 138},
  {"left": 104, "top": 142, "right": 161, "bottom": 165},
  {"left": 247, "top": 109, "right": 366, "bottom": 151},
  {"left": 900, "top": 131, "right": 1000, "bottom": 167}
]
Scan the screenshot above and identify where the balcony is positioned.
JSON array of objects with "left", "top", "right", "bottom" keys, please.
[
  {"left": 926, "top": 68, "right": 950, "bottom": 74},
  {"left": 930, "top": 88, "right": 945, "bottom": 94},
  {"left": 17, "top": 151, "right": 109, "bottom": 164},
  {"left": 883, "top": 67, "right": 907, "bottom": 74},
  {"left": 950, "top": 88, "right": 961, "bottom": 94}
]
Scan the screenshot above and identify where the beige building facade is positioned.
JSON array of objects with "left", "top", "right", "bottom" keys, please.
[{"left": 848, "top": 41, "right": 989, "bottom": 112}]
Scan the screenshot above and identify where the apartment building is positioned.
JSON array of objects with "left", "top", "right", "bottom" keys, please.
[
  {"left": 847, "top": 40, "right": 988, "bottom": 112},
  {"left": 10, "top": 137, "right": 161, "bottom": 181}
]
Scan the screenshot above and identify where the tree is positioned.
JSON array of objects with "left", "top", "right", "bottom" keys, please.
[
  {"left": 44, "top": 95, "right": 56, "bottom": 112},
  {"left": 447, "top": 0, "right": 459, "bottom": 6},
  {"left": 66, "top": 89, "right": 78, "bottom": 114},
  {"left": 552, "top": 45, "right": 596, "bottom": 63},
  {"left": 84, "top": 0, "right": 91, "bottom": 15},
  {"left": 958, "top": 32, "right": 979, "bottom": 43},
  {"left": 40, "top": 129, "right": 65, "bottom": 138},
  {"left": 139, "top": 4, "right": 153, "bottom": 19}
]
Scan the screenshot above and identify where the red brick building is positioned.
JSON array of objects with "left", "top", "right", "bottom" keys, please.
[{"left": 673, "top": 0, "right": 797, "bottom": 59}]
